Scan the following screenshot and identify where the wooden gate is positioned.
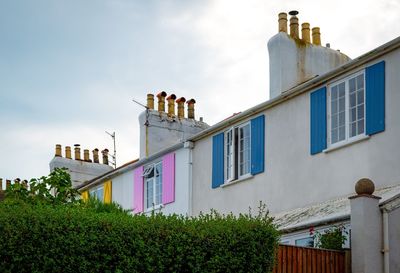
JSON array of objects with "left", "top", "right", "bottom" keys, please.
[{"left": 272, "top": 244, "right": 351, "bottom": 273}]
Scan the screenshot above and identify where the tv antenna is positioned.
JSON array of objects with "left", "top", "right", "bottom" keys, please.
[
  {"left": 105, "top": 131, "right": 117, "bottom": 168},
  {"left": 132, "top": 98, "right": 148, "bottom": 109}
]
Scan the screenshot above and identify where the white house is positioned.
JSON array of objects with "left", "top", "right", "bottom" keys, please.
[{"left": 187, "top": 12, "right": 400, "bottom": 272}]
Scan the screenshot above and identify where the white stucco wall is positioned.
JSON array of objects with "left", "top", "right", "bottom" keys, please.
[
  {"left": 388, "top": 207, "right": 400, "bottom": 273},
  {"left": 192, "top": 48, "right": 400, "bottom": 216},
  {"left": 111, "top": 170, "right": 135, "bottom": 211},
  {"left": 138, "top": 110, "right": 208, "bottom": 159}
]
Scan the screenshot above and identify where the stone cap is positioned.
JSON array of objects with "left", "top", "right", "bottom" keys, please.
[{"left": 349, "top": 178, "right": 382, "bottom": 200}]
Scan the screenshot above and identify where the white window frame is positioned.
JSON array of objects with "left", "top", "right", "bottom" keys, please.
[
  {"left": 143, "top": 161, "right": 163, "bottom": 210},
  {"left": 238, "top": 122, "right": 251, "bottom": 179},
  {"left": 224, "top": 122, "right": 251, "bottom": 183},
  {"left": 225, "top": 128, "right": 235, "bottom": 182},
  {"left": 89, "top": 185, "right": 104, "bottom": 202},
  {"left": 327, "top": 70, "right": 366, "bottom": 149}
]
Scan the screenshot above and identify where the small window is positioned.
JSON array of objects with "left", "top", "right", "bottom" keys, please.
[
  {"left": 89, "top": 186, "right": 104, "bottom": 202},
  {"left": 295, "top": 237, "right": 314, "bottom": 247},
  {"left": 145, "top": 162, "right": 162, "bottom": 209},
  {"left": 328, "top": 72, "right": 365, "bottom": 147},
  {"left": 224, "top": 122, "right": 251, "bottom": 182}
]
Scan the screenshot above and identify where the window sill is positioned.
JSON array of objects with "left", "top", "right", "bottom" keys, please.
[
  {"left": 144, "top": 204, "right": 164, "bottom": 213},
  {"left": 220, "top": 174, "right": 254, "bottom": 188},
  {"left": 324, "top": 134, "right": 370, "bottom": 153}
]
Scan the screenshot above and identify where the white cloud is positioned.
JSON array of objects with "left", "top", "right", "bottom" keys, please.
[{"left": 2, "top": 0, "right": 399, "bottom": 179}]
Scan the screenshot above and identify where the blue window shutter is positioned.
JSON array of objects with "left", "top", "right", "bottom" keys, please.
[
  {"left": 251, "top": 115, "right": 265, "bottom": 175},
  {"left": 212, "top": 133, "right": 224, "bottom": 188},
  {"left": 310, "top": 87, "right": 327, "bottom": 155},
  {"left": 366, "top": 61, "right": 385, "bottom": 135}
]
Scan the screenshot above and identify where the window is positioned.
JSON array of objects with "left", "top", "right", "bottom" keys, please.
[
  {"left": 143, "top": 162, "right": 162, "bottom": 209},
  {"left": 89, "top": 186, "right": 104, "bottom": 201},
  {"left": 295, "top": 237, "right": 314, "bottom": 247},
  {"left": 212, "top": 115, "right": 264, "bottom": 189},
  {"left": 328, "top": 72, "right": 365, "bottom": 146},
  {"left": 224, "top": 122, "right": 251, "bottom": 182}
]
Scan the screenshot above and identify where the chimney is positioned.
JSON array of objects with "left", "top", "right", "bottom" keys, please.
[
  {"left": 167, "top": 94, "right": 177, "bottom": 116},
  {"left": 301, "top": 23, "right": 311, "bottom": 43},
  {"left": 138, "top": 93, "right": 209, "bottom": 159},
  {"left": 278, "top": 12, "right": 288, "bottom": 33},
  {"left": 74, "top": 144, "right": 81, "bottom": 160},
  {"left": 312, "top": 27, "right": 321, "bottom": 45},
  {"left": 65, "top": 146, "right": 72, "bottom": 159},
  {"left": 176, "top": 97, "right": 186, "bottom": 118},
  {"left": 157, "top": 91, "right": 167, "bottom": 112},
  {"left": 55, "top": 144, "right": 62, "bottom": 157},
  {"left": 0, "top": 179, "right": 2, "bottom": 191},
  {"left": 6, "top": 180, "right": 11, "bottom": 189},
  {"left": 187, "top": 99, "right": 196, "bottom": 119},
  {"left": 289, "top": 11, "right": 299, "bottom": 39},
  {"left": 92, "top": 148, "right": 99, "bottom": 163},
  {"left": 83, "top": 149, "right": 91, "bottom": 162},
  {"left": 147, "top": 94, "right": 154, "bottom": 110},
  {"left": 267, "top": 11, "right": 351, "bottom": 99},
  {"left": 102, "top": 149, "right": 109, "bottom": 165}
]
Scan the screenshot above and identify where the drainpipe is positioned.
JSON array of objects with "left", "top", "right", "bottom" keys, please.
[
  {"left": 383, "top": 209, "right": 389, "bottom": 273},
  {"left": 184, "top": 141, "right": 194, "bottom": 216}
]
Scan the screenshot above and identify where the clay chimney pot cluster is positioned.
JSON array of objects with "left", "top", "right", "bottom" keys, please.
[
  {"left": 279, "top": 11, "right": 322, "bottom": 46},
  {"left": 53, "top": 144, "right": 107, "bottom": 164},
  {"left": 148, "top": 92, "right": 197, "bottom": 120}
]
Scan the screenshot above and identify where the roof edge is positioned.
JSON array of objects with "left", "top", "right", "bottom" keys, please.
[
  {"left": 279, "top": 215, "right": 350, "bottom": 234},
  {"left": 76, "top": 142, "right": 185, "bottom": 191},
  {"left": 189, "top": 36, "right": 400, "bottom": 141}
]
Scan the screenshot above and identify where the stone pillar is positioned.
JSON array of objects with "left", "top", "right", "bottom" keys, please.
[{"left": 349, "top": 178, "right": 383, "bottom": 273}]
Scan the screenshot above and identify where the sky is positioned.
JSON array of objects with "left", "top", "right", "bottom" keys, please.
[{"left": 1, "top": 0, "right": 399, "bottom": 182}]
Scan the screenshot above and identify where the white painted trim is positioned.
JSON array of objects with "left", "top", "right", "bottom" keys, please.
[
  {"left": 220, "top": 174, "right": 253, "bottom": 188},
  {"left": 144, "top": 204, "right": 164, "bottom": 214},
  {"left": 144, "top": 161, "right": 162, "bottom": 210},
  {"left": 324, "top": 134, "right": 370, "bottom": 153},
  {"left": 238, "top": 122, "right": 251, "bottom": 178},
  {"left": 327, "top": 70, "right": 366, "bottom": 148}
]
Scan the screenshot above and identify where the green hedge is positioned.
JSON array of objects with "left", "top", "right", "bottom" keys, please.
[{"left": 0, "top": 201, "right": 279, "bottom": 273}]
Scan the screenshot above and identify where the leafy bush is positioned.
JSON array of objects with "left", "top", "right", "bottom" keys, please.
[{"left": 0, "top": 202, "right": 279, "bottom": 273}]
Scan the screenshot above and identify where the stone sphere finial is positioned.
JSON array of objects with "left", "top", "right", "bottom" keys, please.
[{"left": 355, "top": 178, "right": 375, "bottom": 195}]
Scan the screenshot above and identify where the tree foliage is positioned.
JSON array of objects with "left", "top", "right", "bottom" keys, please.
[{"left": 4, "top": 168, "right": 80, "bottom": 205}]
